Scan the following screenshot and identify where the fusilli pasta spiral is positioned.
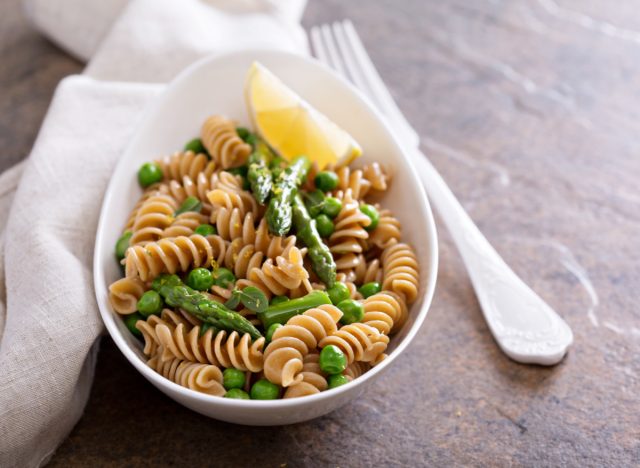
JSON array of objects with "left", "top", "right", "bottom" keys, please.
[
  {"left": 368, "top": 207, "right": 401, "bottom": 249},
  {"left": 237, "top": 245, "right": 312, "bottom": 297},
  {"left": 207, "top": 172, "right": 260, "bottom": 239},
  {"left": 159, "top": 172, "right": 221, "bottom": 216},
  {"left": 319, "top": 322, "right": 388, "bottom": 365},
  {"left": 230, "top": 215, "right": 296, "bottom": 258},
  {"left": 109, "top": 277, "right": 146, "bottom": 314},
  {"left": 362, "top": 291, "right": 408, "bottom": 335},
  {"left": 155, "top": 323, "right": 266, "bottom": 372},
  {"left": 124, "top": 185, "right": 167, "bottom": 231},
  {"left": 129, "top": 194, "right": 178, "bottom": 246},
  {"left": 333, "top": 165, "right": 372, "bottom": 201},
  {"left": 381, "top": 242, "right": 420, "bottom": 304},
  {"left": 201, "top": 115, "right": 252, "bottom": 169},
  {"left": 147, "top": 355, "right": 225, "bottom": 396},
  {"left": 361, "top": 162, "right": 391, "bottom": 193},
  {"left": 125, "top": 234, "right": 213, "bottom": 281},
  {"left": 136, "top": 309, "right": 198, "bottom": 356},
  {"left": 329, "top": 189, "right": 371, "bottom": 272},
  {"left": 263, "top": 304, "right": 342, "bottom": 386},
  {"left": 160, "top": 211, "right": 209, "bottom": 239},
  {"left": 343, "top": 361, "right": 370, "bottom": 381},
  {"left": 283, "top": 352, "right": 328, "bottom": 398},
  {"left": 353, "top": 256, "right": 383, "bottom": 285},
  {"left": 156, "top": 150, "right": 216, "bottom": 182}
]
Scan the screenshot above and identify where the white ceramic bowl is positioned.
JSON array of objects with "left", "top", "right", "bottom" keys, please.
[{"left": 94, "top": 49, "right": 438, "bottom": 425}]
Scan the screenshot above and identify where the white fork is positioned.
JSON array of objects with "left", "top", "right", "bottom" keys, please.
[{"left": 310, "top": 20, "right": 573, "bottom": 365}]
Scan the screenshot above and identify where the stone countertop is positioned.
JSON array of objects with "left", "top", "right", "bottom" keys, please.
[{"left": 2, "top": 0, "right": 638, "bottom": 466}]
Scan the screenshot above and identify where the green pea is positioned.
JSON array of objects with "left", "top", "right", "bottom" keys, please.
[
  {"left": 224, "top": 388, "right": 250, "bottom": 399},
  {"left": 123, "top": 312, "right": 144, "bottom": 337},
  {"left": 236, "top": 127, "right": 250, "bottom": 141},
  {"left": 322, "top": 197, "right": 342, "bottom": 218},
  {"left": 265, "top": 323, "right": 283, "bottom": 343},
  {"left": 223, "top": 368, "right": 246, "bottom": 390},
  {"left": 359, "top": 204, "right": 379, "bottom": 231},
  {"left": 250, "top": 379, "right": 280, "bottom": 400},
  {"left": 314, "top": 171, "right": 339, "bottom": 192},
  {"left": 337, "top": 299, "right": 364, "bottom": 325},
  {"left": 115, "top": 231, "right": 132, "bottom": 261},
  {"left": 194, "top": 224, "right": 217, "bottom": 236},
  {"left": 137, "top": 162, "right": 163, "bottom": 188},
  {"left": 315, "top": 214, "right": 335, "bottom": 238},
  {"left": 136, "top": 290, "right": 163, "bottom": 317},
  {"left": 327, "top": 374, "right": 350, "bottom": 389},
  {"left": 184, "top": 138, "right": 206, "bottom": 154},
  {"left": 212, "top": 267, "right": 236, "bottom": 288},
  {"left": 175, "top": 196, "right": 202, "bottom": 216},
  {"left": 319, "top": 345, "right": 347, "bottom": 374},
  {"left": 358, "top": 282, "right": 381, "bottom": 299},
  {"left": 270, "top": 296, "right": 289, "bottom": 306},
  {"left": 327, "top": 282, "right": 350, "bottom": 305},
  {"left": 186, "top": 268, "right": 214, "bottom": 291}
]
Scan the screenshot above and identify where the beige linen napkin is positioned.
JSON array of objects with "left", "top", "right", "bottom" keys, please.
[{"left": 0, "top": 1, "right": 307, "bottom": 465}]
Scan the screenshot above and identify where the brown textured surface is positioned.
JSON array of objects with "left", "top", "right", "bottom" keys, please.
[{"left": 2, "top": 0, "right": 639, "bottom": 466}]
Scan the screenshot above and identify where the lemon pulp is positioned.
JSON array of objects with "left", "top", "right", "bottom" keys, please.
[{"left": 245, "top": 62, "right": 362, "bottom": 169}]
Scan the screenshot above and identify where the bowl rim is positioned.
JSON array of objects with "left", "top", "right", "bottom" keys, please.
[{"left": 93, "top": 47, "right": 439, "bottom": 409}]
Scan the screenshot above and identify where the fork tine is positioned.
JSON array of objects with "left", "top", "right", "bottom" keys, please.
[
  {"left": 319, "top": 24, "right": 348, "bottom": 78},
  {"left": 340, "top": 20, "right": 420, "bottom": 145},
  {"left": 309, "top": 27, "right": 329, "bottom": 67},
  {"left": 331, "top": 21, "right": 383, "bottom": 110}
]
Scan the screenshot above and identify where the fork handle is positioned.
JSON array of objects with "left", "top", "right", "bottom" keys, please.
[{"left": 410, "top": 150, "right": 573, "bottom": 365}]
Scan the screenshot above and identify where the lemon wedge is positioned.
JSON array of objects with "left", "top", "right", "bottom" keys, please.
[{"left": 245, "top": 62, "right": 362, "bottom": 169}]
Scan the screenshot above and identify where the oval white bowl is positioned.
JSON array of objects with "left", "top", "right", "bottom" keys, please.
[{"left": 93, "top": 49, "right": 438, "bottom": 425}]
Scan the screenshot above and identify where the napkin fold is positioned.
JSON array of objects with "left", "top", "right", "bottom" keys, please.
[{"left": 0, "top": 1, "right": 307, "bottom": 466}]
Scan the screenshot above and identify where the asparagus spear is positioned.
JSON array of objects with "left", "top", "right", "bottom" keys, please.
[
  {"left": 247, "top": 140, "right": 274, "bottom": 205},
  {"left": 292, "top": 193, "right": 337, "bottom": 287},
  {"left": 266, "top": 155, "right": 311, "bottom": 236},
  {"left": 152, "top": 274, "right": 263, "bottom": 339},
  {"left": 258, "top": 290, "right": 332, "bottom": 329}
]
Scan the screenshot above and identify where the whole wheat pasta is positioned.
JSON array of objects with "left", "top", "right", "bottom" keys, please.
[
  {"left": 381, "top": 242, "right": 419, "bottom": 304},
  {"left": 160, "top": 211, "right": 209, "bottom": 239},
  {"left": 352, "top": 256, "right": 383, "bottom": 285},
  {"left": 156, "top": 150, "right": 216, "bottom": 182},
  {"left": 332, "top": 165, "right": 372, "bottom": 201},
  {"left": 160, "top": 172, "right": 221, "bottom": 216},
  {"left": 136, "top": 309, "right": 198, "bottom": 356},
  {"left": 329, "top": 189, "right": 371, "bottom": 274},
  {"left": 109, "top": 277, "right": 147, "bottom": 314},
  {"left": 283, "top": 352, "right": 328, "bottom": 398},
  {"left": 362, "top": 291, "right": 408, "bottom": 335},
  {"left": 148, "top": 355, "right": 225, "bottom": 396},
  {"left": 318, "top": 322, "right": 389, "bottom": 364},
  {"left": 263, "top": 305, "right": 342, "bottom": 386},
  {"left": 125, "top": 234, "right": 213, "bottom": 281},
  {"left": 344, "top": 361, "right": 371, "bottom": 381},
  {"left": 201, "top": 115, "right": 252, "bottom": 169},
  {"left": 368, "top": 207, "right": 401, "bottom": 249},
  {"left": 155, "top": 323, "right": 265, "bottom": 372},
  {"left": 237, "top": 245, "right": 311, "bottom": 297},
  {"left": 112, "top": 104, "right": 423, "bottom": 400},
  {"left": 129, "top": 194, "right": 178, "bottom": 246}
]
